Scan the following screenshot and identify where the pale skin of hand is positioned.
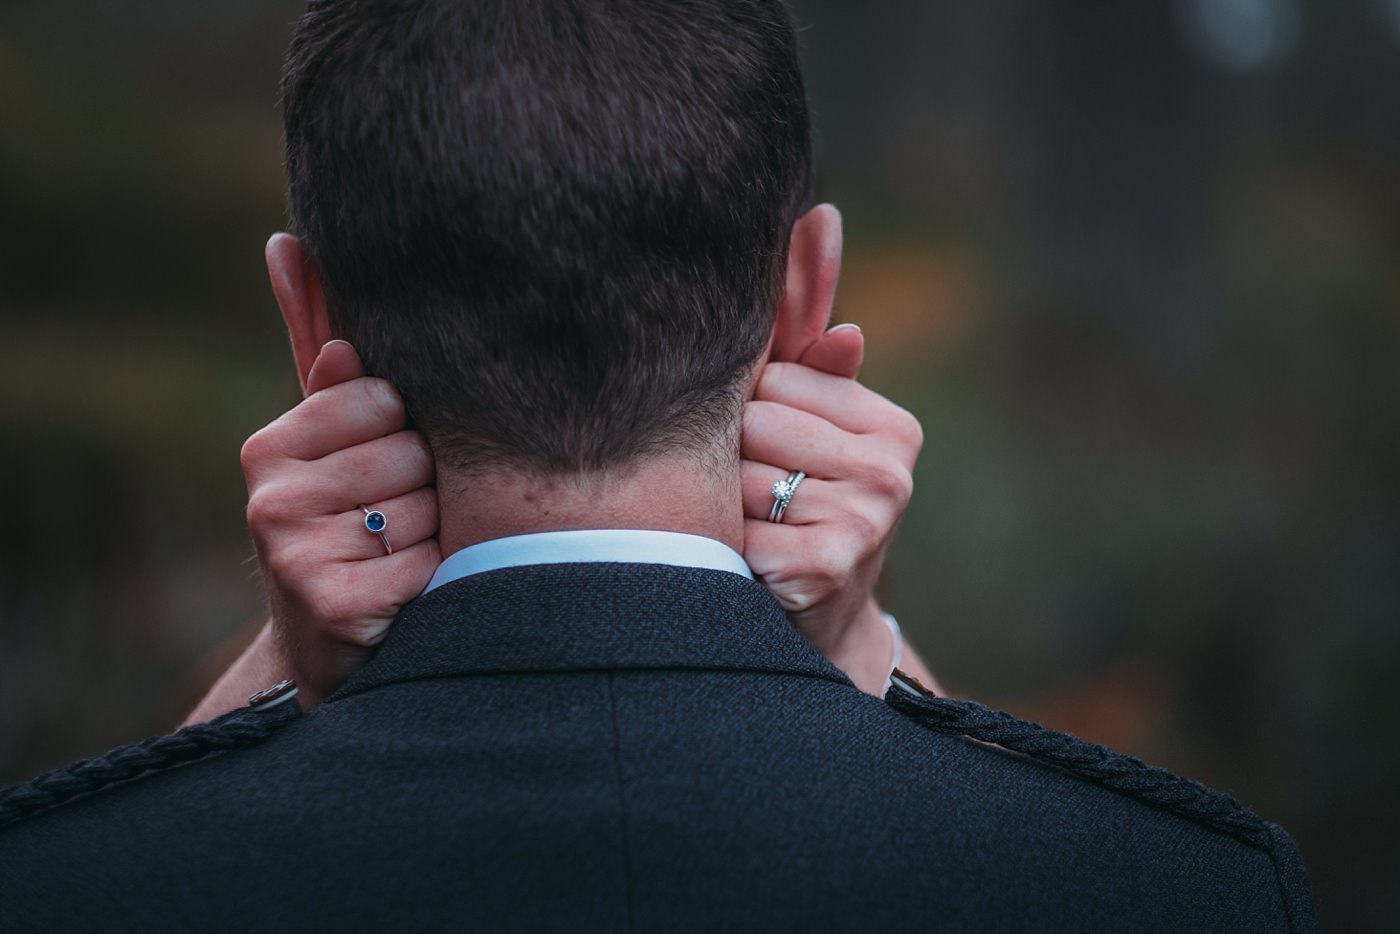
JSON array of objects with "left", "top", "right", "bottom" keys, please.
[
  {"left": 746, "top": 325, "right": 937, "bottom": 696},
  {"left": 188, "top": 341, "right": 441, "bottom": 720},
  {"left": 186, "top": 335, "right": 939, "bottom": 723}
]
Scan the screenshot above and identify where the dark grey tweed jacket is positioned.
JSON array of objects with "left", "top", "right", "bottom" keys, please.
[{"left": 0, "top": 563, "right": 1315, "bottom": 932}]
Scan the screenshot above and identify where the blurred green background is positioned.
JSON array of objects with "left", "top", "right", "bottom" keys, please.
[{"left": 1, "top": 0, "right": 1396, "bottom": 927}]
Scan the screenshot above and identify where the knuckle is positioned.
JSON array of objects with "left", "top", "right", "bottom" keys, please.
[
  {"left": 754, "top": 362, "right": 796, "bottom": 400},
  {"left": 811, "top": 540, "right": 851, "bottom": 595},
  {"left": 846, "top": 507, "right": 884, "bottom": 547},
  {"left": 739, "top": 402, "right": 761, "bottom": 435},
  {"left": 261, "top": 539, "right": 312, "bottom": 587},
  {"left": 244, "top": 492, "right": 273, "bottom": 531},
  {"left": 362, "top": 378, "right": 405, "bottom": 426},
  {"left": 407, "top": 430, "right": 434, "bottom": 461},
  {"left": 859, "top": 458, "right": 911, "bottom": 500},
  {"left": 781, "top": 589, "right": 820, "bottom": 615},
  {"left": 885, "top": 405, "right": 924, "bottom": 449},
  {"left": 770, "top": 570, "right": 824, "bottom": 615},
  {"left": 245, "top": 482, "right": 301, "bottom": 530},
  {"left": 397, "top": 431, "right": 437, "bottom": 476},
  {"left": 239, "top": 426, "right": 277, "bottom": 472},
  {"left": 322, "top": 613, "right": 383, "bottom": 648},
  {"left": 337, "top": 618, "right": 390, "bottom": 648},
  {"left": 768, "top": 545, "right": 843, "bottom": 615},
  {"left": 890, "top": 465, "right": 914, "bottom": 504},
  {"left": 740, "top": 401, "right": 782, "bottom": 447},
  {"left": 903, "top": 413, "right": 925, "bottom": 450}
]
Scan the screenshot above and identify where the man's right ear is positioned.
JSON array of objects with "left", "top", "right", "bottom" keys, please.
[{"left": 265, "top": 233, "right": 333, "bottom": 396}]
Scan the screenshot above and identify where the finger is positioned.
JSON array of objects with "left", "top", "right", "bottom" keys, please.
[
  {"left": 355, "top": 536, "right": 442, "bottom": 610},
  {"left": 740, "top": 460, "right": 830, "bottom": 525},
  {"left": 797, "top": 324, "right": 863, "bottom": 379},
  {"left": 742, "top": 516, "right": 802, "bottom": 581},
  {"left": 255, "top": 378, "right": 408, "bottom": 463},
  {"left": 305, "top": 340, "right": 367, "bottom": 396},
  {"left": 302, "top": 429, "right": 435, "bottom": 513},
  {"left": 245, "top": 428, "right": 433, "bottom": 533},
  {"left": 741, "top": 400, "right": 864, "bottom": 479},
  {"left": 753, "top": 363, "right": 905, "bottom": 437},
  {"left": 741, "top": 518, "right": 827, "bottom": 615},
  {"left": 327, "top": 537, "right": 443, "bottom": 646},
  {"left": 337, "top": 485, "right": 440, "bottom": 561}
]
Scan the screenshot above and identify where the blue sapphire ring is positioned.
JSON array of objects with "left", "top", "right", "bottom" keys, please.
[
  {"left": 360, "top": 505, "right": 393, "bottom": 555},
  {"left": 768, "top": 470, "right": 806, "bottom": 524}
]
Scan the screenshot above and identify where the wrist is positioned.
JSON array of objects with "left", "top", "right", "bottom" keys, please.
[
  {"left": 826, "top": 599, "right": 895, "bottom": 697},
  {"left": 271, "top": 616, "right": 375, "bottom": 707}
]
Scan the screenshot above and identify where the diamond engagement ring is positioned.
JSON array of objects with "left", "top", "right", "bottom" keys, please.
[
  {"left": 768, "top": 470, "right": 806, "bottom": 524},
  {"left": 361, "top": 505, "right": 393, "bottom": 555}
]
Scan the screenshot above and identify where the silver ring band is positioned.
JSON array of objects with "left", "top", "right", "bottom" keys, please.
[
  {"left": 361, "top": 505, "right": 393, "bottom": 555},
  {"left": 768, "top": 470, "right": 806, "bottom": 524}
]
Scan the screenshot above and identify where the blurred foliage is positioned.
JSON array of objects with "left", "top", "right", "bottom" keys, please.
[{"left": 1, "top": 0, "right": 1397, "bottom": 928}]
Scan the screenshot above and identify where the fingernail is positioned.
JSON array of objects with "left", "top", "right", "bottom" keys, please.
[
  {"left": 323, "top": 339, "right": 354, "bottom": 350},
  {"left": 826, "top": 323, "right": 861, "bottom": 334}
]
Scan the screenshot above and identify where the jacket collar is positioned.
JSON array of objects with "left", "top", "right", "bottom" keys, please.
[{"left": 329, "top": 562, "right": 853, "bottom": 702}]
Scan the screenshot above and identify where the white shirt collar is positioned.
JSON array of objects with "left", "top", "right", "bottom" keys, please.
[{"left": 424, "top": 529, "right": 754, "bottom": 593}]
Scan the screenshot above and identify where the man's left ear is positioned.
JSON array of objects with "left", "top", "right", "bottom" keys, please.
[
  {"left": 265, "top": 232, "right": 333, "bottom": 397},
  {"left": 767, "top": 203, "right": 844, "bottom": 364}
]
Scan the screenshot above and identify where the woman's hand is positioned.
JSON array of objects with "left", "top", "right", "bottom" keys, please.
[
  {"left": 187, "top": 333, "right": 934, "bottom": 723},
  {"left": 184, "top": 341, "right": 440, "bottom": 722},
  {"left": 742, "top": 324, "right": 935, "bottom": 695}
]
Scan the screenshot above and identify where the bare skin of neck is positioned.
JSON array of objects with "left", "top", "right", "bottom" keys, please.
[{"left": 435, "top": 448, "right": 746, "bottom": 559}]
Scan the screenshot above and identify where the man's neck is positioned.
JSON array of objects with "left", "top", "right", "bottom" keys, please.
[{"left": 434, "top": 451, "right": 746, "bottom": 559}]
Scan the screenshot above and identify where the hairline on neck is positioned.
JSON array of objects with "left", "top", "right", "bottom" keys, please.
[{"left": 432, "top": 422, "right": 748, "bottom": 559}]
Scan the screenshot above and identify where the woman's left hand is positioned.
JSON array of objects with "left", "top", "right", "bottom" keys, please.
[{"left": 741, "top": 324, "right": 929, "bottom": 695}]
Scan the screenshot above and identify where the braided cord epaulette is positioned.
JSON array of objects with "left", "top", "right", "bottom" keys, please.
[
  {"left": 885, "top": 669, "right": 1273, "bottom": 850},
  {"left": 0, "top": 686, "right": 303, "bottom": 833}
]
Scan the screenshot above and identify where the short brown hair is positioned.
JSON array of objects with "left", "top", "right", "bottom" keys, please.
[{"left": 281, "top": 0, "right": 813, "bottom": 472}]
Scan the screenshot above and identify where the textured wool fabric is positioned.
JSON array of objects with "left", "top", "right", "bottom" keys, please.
[{"left": 0, "top": 564, "right": 1315, "bottom": 932}]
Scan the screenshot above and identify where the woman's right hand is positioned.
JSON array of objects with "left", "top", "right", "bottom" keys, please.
[{"left": 218, "top": 340, "right": 440, "bottom": 712}]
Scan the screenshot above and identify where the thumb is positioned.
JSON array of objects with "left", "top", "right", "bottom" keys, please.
[
  {"left": 797, "top": 323, "right": 864, "bottom": 380},
  {"left": 305, "top": 340, "right": 367, "bottom": 395}
]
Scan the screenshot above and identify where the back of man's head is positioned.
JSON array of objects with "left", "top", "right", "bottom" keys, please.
[{"left": 281, "top": 0, "right": 812, "bottom": 474}]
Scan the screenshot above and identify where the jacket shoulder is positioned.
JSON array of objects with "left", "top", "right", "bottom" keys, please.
[
  {"left": 0, "top": 680, "right": 303, "bottom": 835},
  {"left": 883, "top": 669, "right": 1317, "bottom": 933}
]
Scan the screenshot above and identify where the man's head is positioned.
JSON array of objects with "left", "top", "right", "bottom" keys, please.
[{"left": 270, "top": 0, "right": 837, "bottom": 476}]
